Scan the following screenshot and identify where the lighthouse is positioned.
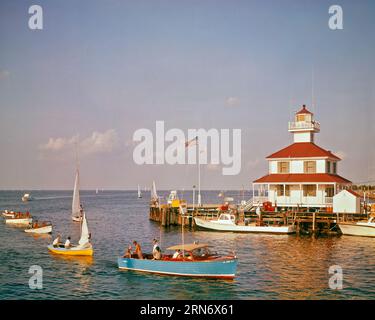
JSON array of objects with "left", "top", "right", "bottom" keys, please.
[{"left": 253, "top": 104, "right": 352, "bottom": 209}]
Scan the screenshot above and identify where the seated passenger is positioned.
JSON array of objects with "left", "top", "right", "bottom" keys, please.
[
  {"left": 172, "top": 249, "right": 181, "bottom": 259},
  {"left": 133, "top": 241, "right": 143, "bottom": 259},
  {"left": 123, "top": 245, "right": 132, "bottom": 258},
  {"left": 152, "top": 239, "right": 162, "bottom": 260},
  {"left": 64, "top": 236, "right": 72, "bottom": 249},
  {"left": 52, "top": 234, "right": 61, "bottom": 247}
]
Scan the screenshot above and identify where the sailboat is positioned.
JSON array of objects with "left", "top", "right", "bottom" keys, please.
[
  {"left": 151, "top": 180, "right": 158, "bottom": 201},
  {"left": 72, "top": 169, "right": 82, "bottom": 222},
  {"left": 48, "top": 211, "right": 93, "bottom": 256},
  {"left": 137, "top": 185, "right": 142, "bottom": 198}
]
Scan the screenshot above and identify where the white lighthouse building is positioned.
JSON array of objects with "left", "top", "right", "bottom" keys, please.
[{"left": 253, "top": 105, "right": 352, "bottom": 208}]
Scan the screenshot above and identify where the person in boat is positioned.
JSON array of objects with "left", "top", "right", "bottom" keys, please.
[
  {"left": 65, "top": 236, "right": 72, "bottom": 249},
  {"left": 53, "top": 234, "right": 61, "bottom": 247},
  {"left": 152, "top": 239, "right": 162, "bottom": 260},
  {"left": 123, "top": 245, "right": 132, "bottom": 258},
  {"left": 133, "top": 241, "right": 143, "bottom": 259},
  {"left": 79, "top": 204, "right": 84, "bottom": 220},
  {"left": 172, "top": 249, "right": 181, "bottom": 259}
]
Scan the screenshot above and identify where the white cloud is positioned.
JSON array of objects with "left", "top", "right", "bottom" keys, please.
[
  {"left": 39, "top": 136, "right": 77, "bottom": 151},
  {"left": 225, "top": 96, "right": 240, "bottom": 107},
  {"left": 81, "top": 129, "right": 119, "bottom": 155},
  {"left": 39, "top": 129, "right": 119, "bottom": 156}
]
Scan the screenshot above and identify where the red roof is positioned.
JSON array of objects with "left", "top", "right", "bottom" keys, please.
[
  {"left": 266, "top": 142, "right": 341, "bottom": 160},
  {"left": 345, "top": 189, "right": 361, "bottom": 197},
  {"left": 296, "top": 104, "right": 313, "bottom": 115},
  {"left": 253, "top": 173, "right": 351, "bottom": 184}
]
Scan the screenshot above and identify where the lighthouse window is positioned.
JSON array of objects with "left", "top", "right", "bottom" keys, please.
[
  {"left": 278, "top": 161, "right": 290, "bottom": 173},
  {"left": 276, "top": 185, "right": 290, "bottom": 196},
  {"left": 296, "top": 114, "right": 305, "bottom": 122},
  {"left": 333, "top": 162, "right": 337, "bottom": 174},
  {"left": 304, "top": 161, "right": 316, "bottom": 173},
  {"left": 303, "top": 185, "right": 316, "bottom": 197}
]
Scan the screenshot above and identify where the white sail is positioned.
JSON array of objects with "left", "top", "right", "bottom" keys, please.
[
  {"left": 72, "top": 170, "right": 81, "bottom": 218},
  {"left": 78, "top": 212, "right": 90, "bottom": 246},
  {"left": 151, "top": 180, "right": 158, "bottom": 200},
  {"left": 138, "top": 184, "right": 142, "bottom": 198}
]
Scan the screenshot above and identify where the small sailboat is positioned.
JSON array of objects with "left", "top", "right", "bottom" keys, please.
[
  {"left": 25, "top": 221, "right": 52, "bottom": 234},
  {"left": 48, "top": 211, "right": 93, "bottom": 256},
  {"left": 72, "top": 169, "right": 82, "bottom": 222},
  {"left": 96, "top": 188, "right": 99, "bottom": 195},
  {"left": 137, "top": 185, "right": 142, "bottom": 198}
]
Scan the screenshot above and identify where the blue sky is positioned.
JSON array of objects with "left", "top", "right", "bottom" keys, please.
[{"left": 0, "top": 0, "right": 374, "bottom": 189}]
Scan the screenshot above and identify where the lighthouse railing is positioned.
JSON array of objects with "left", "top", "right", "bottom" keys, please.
[{"left": 288, "top": 121, "right": 320, "bottom": 131}]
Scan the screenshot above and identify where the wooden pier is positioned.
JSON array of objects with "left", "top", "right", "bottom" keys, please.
[{"left": 149, "top": 203, "right": 374, "bottom": 236}]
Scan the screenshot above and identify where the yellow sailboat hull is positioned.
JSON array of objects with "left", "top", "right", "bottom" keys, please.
[{"left": 48, "top": 245, "right": 93, "bottom": 256}]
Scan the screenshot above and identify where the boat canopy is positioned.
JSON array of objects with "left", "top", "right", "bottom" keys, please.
[{"left": 167, "top": 243, "right": 210, "bottom": 251}]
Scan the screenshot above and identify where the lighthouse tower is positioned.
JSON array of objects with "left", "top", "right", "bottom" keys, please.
[{"left": 288, "top": 104, "right": 320, "bottom": 143}]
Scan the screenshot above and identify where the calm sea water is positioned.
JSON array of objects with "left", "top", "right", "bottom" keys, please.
[{"left": 0, "top": 190, "right": 374, "bottom": 300}]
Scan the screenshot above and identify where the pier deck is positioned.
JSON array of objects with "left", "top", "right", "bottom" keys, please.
[{"left": 149, "top": 203, "right": 373, "bottom": 236}]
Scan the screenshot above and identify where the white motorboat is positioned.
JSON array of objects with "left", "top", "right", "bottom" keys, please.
[
  {"left": 25, "top": 221, "right": 52, "bottom": 234},
  {"left": 2, "top": 210, "right": 16, "bottom": 218},
  {"left": 5, "top": 215, "right": 33, "bottom": 226},
  {"left": 21, "top": 193, "right": 33, "bottom": 202},
  {"left": 338, "top": 217, "right": 375, "bottom": 237},
  {"left": 194, "top": 213, "right": 296, "bottom": 234}
]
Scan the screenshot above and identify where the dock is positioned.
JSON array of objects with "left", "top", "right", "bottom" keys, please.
[{"left": 149, "top": 202, "right": 374, "bottom": 236}]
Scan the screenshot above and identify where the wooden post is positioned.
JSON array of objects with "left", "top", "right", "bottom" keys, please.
[{"left": 312, "top": 211, "right": 316, "bottom": 235}]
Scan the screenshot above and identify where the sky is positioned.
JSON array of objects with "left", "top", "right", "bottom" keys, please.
[{"left": 0, "top": 0, "right": 374, "bottom": 190}]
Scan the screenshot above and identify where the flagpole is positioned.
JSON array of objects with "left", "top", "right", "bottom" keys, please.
[{"left": 198, "top": 147, "right": 201, "bottom": 207}]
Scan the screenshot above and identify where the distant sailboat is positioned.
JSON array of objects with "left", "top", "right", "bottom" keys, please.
[
  {"left": 96, "top": 188, "right": 99, "bottom": 194},
  {"left": 138, "top": 185, "right": 142, "bottom": 198},
  {"left": 151, "top": 180, "right": 158, "bottom": 201},
  {"left": 72, "top": 169, "right": 82, "bottom": 222}
]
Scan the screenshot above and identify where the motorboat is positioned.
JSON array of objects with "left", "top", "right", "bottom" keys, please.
[
  {"left": 194, "top": 213, "right": 296, "bottom": 234},
  {"left": 338, "top": 217, "right": 375, "bottom": 237},
  {"left": 118, "top": 243, "right": 237, "bottom": 279}
]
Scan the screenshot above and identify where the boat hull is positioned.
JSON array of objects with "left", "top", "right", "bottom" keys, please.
[
  {"left": 5, "top": 218, "right": 32, "bottom": 226},
  {"left": 48, "top": 244, "right": 93, "bottom": 256},
  {"left": 339, "top": 223, "right": 375, "bottom": 237},
  {"left": 25, "top": 225, "right": 52, "bottom": 234},
  {"left": 117, "top": 257, "right": 237, "bottom": 279},
  {"left": 194, "top": 217, "right": 295, "bottom": 234}
]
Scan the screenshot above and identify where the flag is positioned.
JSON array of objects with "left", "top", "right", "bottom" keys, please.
[{"left": 185, "top": 136, "right": 198, "bottom": 148}]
